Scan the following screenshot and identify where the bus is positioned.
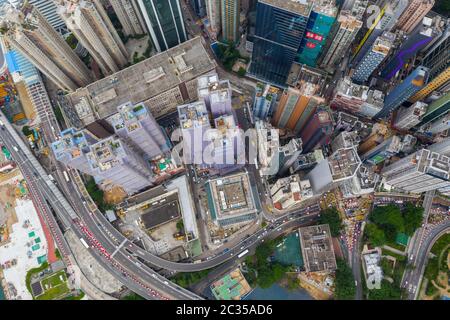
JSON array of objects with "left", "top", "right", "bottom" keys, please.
[
  {"left": 79, "top": 238, "right": 90, "bottom": 249},
  {"left": 237, "top": 249, "right": 249, "bottom": 259},
  {"left": 63, "top": 170, "right": 70, "bottom": 182}
]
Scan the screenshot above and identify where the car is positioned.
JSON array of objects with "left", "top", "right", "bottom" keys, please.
[{"left": 164, "top": 281, "right": 169, "bottom": 285}]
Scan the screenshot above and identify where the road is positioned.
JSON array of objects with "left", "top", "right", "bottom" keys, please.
[
  {"left": 0, "top": 114, "right": 200, "bottom": 300},
  {"left": 401, "top": 221, "right": 450, "bottom": 300}
]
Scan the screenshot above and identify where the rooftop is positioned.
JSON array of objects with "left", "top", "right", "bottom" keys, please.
[
  {"left": 299, "top": 224, "right": 337, "bottom": 273},
  {"left": 178, "top": 101, "right": 210, "bottom": 129},
  {"left": 64, "top": 37, "right": 216, "bottom": 123},
  {"left": 328, "top": 147, "right": 361, "bottom": 181},
  {"left": 260, "top": 0, "right": 312, "bottom": 17},
  {"left": 211, "top": 268, "right": 252, "bottom": 300}
]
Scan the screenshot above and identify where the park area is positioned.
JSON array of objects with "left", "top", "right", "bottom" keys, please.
[
  {"left": 420, "top": 233, "right": 450, "bottom": 300},
  {"left": 35, "top": 270, "right": 70, "bottom": 300}
]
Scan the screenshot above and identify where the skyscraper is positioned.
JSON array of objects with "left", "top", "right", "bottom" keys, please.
[
  {"left": 197, "top": 72, "right": 233, "bottom": 118},
  {"left": 51, "top": 127, "right": 99, "bottom": 175},
  {"left": 352, "top": 0, "right": 407, "bottom": 66},
  {"left": 409, "top": 21, "right": 450, "bottom": 102},
  {"left": 297, "top": 0, "right": 337, "bottom": 67},
  {"left": 382, "top": 148, "right": 450, "bottom": 194},
  {"left": 138, "top": 0, "right": 187, "bottom": 52},
  {"left": 0, "top": 2, "right": 93, "bottom": 91},
  {"left": 351, "top": 32, "right": 394, "bottom": 84},
  {"left": 206, "top": 0, "right": 221, "bottom": 37},
  {"left": 28, "top": 0, "right": 68, "bottom": 35},
  {"left": 395, "top": 0, "right": 435, "bottom": 34},
  {"left": 394, "top": 101, "right": 428, "bottom": 130},
  {"left": 417, "top": 91, "right": 450, "bottom": 127},
  {"left": 271, "top": 63, "right": 326, "bottom": 132},
  {"left": 299, "top": 106, "right": 334, "bottom": 153},
  {"left": 88, "top": 136, "right": 154, "bottom": 194},
  {"left": 320, "top": 9, "right": 363, "bottom": 69},
  {"left": 375, "top": 66, "right": 429, "bottom": 119},
  {"left": 57, "top": 0, "right": 129, "bottom": 75},
  {"left": 107, "top": 102, "right": 170, "bottom": 159},
  {"left": 253, "top": 82, "right": 279, "bottom": 120},
  {"left": 221, "top": 0, "right": 240, "bottom": 43},
  {"left": 190, "top": 0, "right": 207, "bottom": 17},
  {"left": 109, "top": 0, "right": 146, "bottom": 36},
  {"left": 360, "top": 135, "right": 403, "bottom": 165},
  {"left": 381, "top": 17, "right": 439, "bottom": 81},
  {"left": 248, "top": 0, "right": 312, "bottom": 86}
]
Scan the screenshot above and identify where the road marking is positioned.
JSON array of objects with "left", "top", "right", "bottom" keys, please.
[{"left": 111, "top": 239, "right": 128, "bottom": 258}]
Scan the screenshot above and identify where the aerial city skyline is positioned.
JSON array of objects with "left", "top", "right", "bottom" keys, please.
[{"left": 0, "top": 0, "right": 448, "bottom": 304}]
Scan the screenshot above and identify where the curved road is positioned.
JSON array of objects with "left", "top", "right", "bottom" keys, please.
[{"left": 402, "top": 221, "right": 450, "bottom": 300}]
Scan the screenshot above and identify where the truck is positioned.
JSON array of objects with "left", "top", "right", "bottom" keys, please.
[{"left": 48, "top": 174, "right": 55, "bottom": 181}]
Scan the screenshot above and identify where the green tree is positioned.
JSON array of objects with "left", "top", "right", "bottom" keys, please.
[
  {"left": 318, "top": 207, "right": 343, "bottom": 237},
  {"left": 365, "top": 223, "right": 386, "bottom": 247},
  {"left": 367, "top": 280, "right": 402, "bottom": 300},
  {"left": 334, "top": 258, "right": 356, "bottom": 300},
  {"left": 403, "top": 204, "right": 423, "bottom": 236},
  {"left": 237, "top": 67, "right": 246, "bottom": 77},
  {"left": 22, "top": 125, "right": 32, "bottom": 136},
  {"left": 176, "top": 219, "right": 184, "bottom": 233}
]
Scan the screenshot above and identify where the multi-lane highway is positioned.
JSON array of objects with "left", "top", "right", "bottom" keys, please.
[{"left": 0, "top": 111, "right": 322, "bottom": 299}]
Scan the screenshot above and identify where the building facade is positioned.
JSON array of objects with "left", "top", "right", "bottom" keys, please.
[
  {"left": 221, "top": 0, "right": 240, "bottom": 43},
  {"left": 109, "top": 0, "right": 146, "bottom": 36},
  {"left": 0, "top": 2, "right": 93, "bottom": 92},
  {"left": 248, "top": 0, "right": 312, "bottom": 86},
  {"left": 137, "top": 0, "right": 187, "bottom": 52},
  {"left": 375, "top": 66, "right": 429, "bottom": 119},
  {"left": 57, "top": 0, "right": 129, "bottom": 75},
  {"left": 395, "top": 0, "right": 434, "bottom": 34}
]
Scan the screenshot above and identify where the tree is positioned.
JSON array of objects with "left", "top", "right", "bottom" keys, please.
[
  {"left": 318, "top": 207, "right": 343, "bottom": 237},
  {"left": 334, "top": 258, "right": 356, "bottom": 300},
  {"left": 365, "top": 223, "right": 386, "bottom": 247},
  {"left": 367, "top": 280, "right": 402, "bottom": 300},
  {"left": 403, "top": 204, "right": 423, "bottom": 236},
  {"left": 22, "top": 125, "right": 32, "bottom": 137},
  {"left": 237, "top": 67, "right": 246, "bottom": 77}
]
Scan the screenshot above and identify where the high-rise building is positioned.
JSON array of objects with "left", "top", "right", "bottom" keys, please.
[
  {"left": 57, "top": 0, "right": 129, "bottom": 75},
  {"left": 422, "top": 111, "right": 450, "bottom": 135},
  {"left": 330, "top": 77, "right": 385, "bottom": 118},
  {"left": 409, "top": 21, "right": 450, "bottom": 102},
  {"left": 221, "top": 0, "right": 240, "bottom": 43},
  {"left": 381, "top": 17, "right": 440, "bottom": 81},
  {"left": 248, "top": 0, "right": 312, "bottom": 86},
  {"left": 59, "top": 37, "right": 216, "bottom": 128},
  {"left": 297, "top": 0, "right": 337, "bottom": 67},
  {"left": 395, "top": 0, "right": 434, "bottom": 34},
  {"left": 360, "top": 135, "right": 403, "bottom": 165},
  {"left": 299, "top": 106, "right": 334, "bottom": 153},
  {"left": 278, "top": 138, "right": 302, "bottom": 175},
  {"left": 178, "top": 101, "right": 211, "bottom": 166},
  {"left": 197, "top": 72, "right": 233, "bottom": 118},
  {"left": 352, "top": 0, "right": 407, "bottom": 66},
  {"left": 307, "top": 146, "right": 361, "bottom": 194},
  {"left": 109, "top": 0, "right": 146, "bottom": 36},
  {"left": 382, "top": 148, "right": 450, "bottom": 194},
  {"left": 137, "top": 0, "right": 187, "bottom": 52},
  {"left": 428, "top": 136, "right": 450, "bottom": 156},
  {"left": 417, "top": 91, "right": 450, "bottom": 127},
  {"left": 0, "top": 2, "right": 93, "bottom": 91},
  {"left": 351, "top": 31, "right": 394, "bottom": 84},
  {"left": 394, "top": 101, "right": 428, "bottom": 130},
  {"left": 206, "top": 0, "right": 221, "bottom": 36},
  {"left": 252, "top": 82, "right": 279, "bottom": 120},
  {"left": 107, "top": 102, "right": 170, "bottom": 159},
  {"left": 320, "top": 8, "right": 364, "bottom": 69},
  {"left": 272, "top": 64, "right": 327, "bottom": 132},
  {"left": 51, "top": 127, "right": 99, "bottom": 175},
  {"left": 28, "top": 0, "right": 68, "bottom": 35},
  {"left": 190, "top": 0, "right": 207, "bottom": 17},
  {"left": 88, "top": 136, "right": 154, "bottom": 194},
  {"left": 375, "top": 66, "right": 429, "bottom": 119}
]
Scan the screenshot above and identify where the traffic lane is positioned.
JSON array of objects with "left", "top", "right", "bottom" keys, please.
[{"left": 125, "top": 210, "right": 320, "bottom": 272}]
